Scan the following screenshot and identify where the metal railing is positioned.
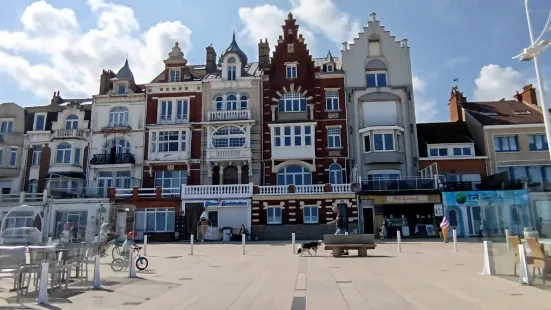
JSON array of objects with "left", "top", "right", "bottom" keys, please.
[
  {"left": 89, "top": 153, "right": 136, "bottom": 165},
  {"left": 157, "top": 114, "right": 189, "bottom": 125},
  {"left": 359, "top": 176, "right": 438, "bottom": 192},
  {"left": 114, "top": 187, "right": 180, "bottom": 198},
  {"left": 0, "top": 190, "right": 48, "bottom": 203}
]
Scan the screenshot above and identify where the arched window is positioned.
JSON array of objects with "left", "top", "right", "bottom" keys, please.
[
  {"left": 365, "top": 59, "right": 387, "bottom": 87},
  {"left": 65, "top": 114, "right": 78, "bottom": 129},
  {"left": 109, "top": 107, "right": 129, "bottom": 127},
  {"left": 329, "top": 163, "right": 343, "bottom": 184},
  {"left": 103, "top": 138, "right": 131, "bottom": 154},
  {"left": 56, "top": 143, "right": 72, "bottom": 164},
  {"left": 227, "top": 57, "right": 237, "bottom": 80},
  {"left": 240, "top": 95, "right": 248, "bottom": 110},
  {"left": 215, "top": 96, "right": 224, "bottom": 111},
  {"left": 28, "top": 179, "right": 38, "bottom": 194},
  {"left": 278, "top": 92, "right": 307, "bottom": 112},
  {"left": 212, "top": 126, "right": 246, "bottom": 148},
  {"left": 226, "top": 95, "right": 237, "bottom": 110},
  {"left": 277, "top": 165, "right": 312, "bottom": 185}
]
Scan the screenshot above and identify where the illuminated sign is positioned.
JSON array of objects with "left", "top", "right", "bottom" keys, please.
[{"left": 204, "top": 200, "right": 249, "bottom": 207}]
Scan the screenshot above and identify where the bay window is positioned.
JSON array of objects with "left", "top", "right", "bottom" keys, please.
[
  {"left": 97, "top": 171, "right": 132, "bottom": 197},
  {"left": 278, "top": 92, "right": 307, "bottom": 112},
  {"left": 155, "top": 170, "right": 187, "bottom": 190},
  {"left": 373, "top": 132, "right": 394, "bottom": 151},
  {"left": 273, "top": 125, "right": 313, "bottom": 147},
  {"left": 150, "top": 130, "right": 187, "bottom": 153},
  {"left": 212, "top": 126, "right": 246, "bottom": 148},
  {"left": 276, "top": 165, "right": 312, "bottom": 185},
  {"left": 158, "top": 99, "right": 189, "bottom": 124}
]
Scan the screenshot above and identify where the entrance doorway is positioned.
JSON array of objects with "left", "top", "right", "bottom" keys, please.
[
  {"left": 381, "top": 204, "right": 436, "bottom": 238},
  {"left": 362, "top": 208, "right": 374, "bottom": 234},
  {"left": 184, "top": 203, "right": 204, "bottom": 240}
]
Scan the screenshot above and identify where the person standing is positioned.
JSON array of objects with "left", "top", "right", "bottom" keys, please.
[
  {"left": 440, "top": 216, "right": 450, "bottom": 243},
  {"left": 478, "top": 220, "right": 484, "bottom": 242},
  {"left": 328, "top": 206, "right": 349, "bottom": 255}
]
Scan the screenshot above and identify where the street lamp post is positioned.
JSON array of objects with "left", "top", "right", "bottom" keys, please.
[{"left": 514, "top": 0, "right": 551, "bottom": 159}]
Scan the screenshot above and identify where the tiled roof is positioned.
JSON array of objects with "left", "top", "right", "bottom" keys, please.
[
  {"left": 312, "top": 55, "right": 343, "bottom": 71},
  {"left": 219, "top": 32, "right": 248, "bottom": 65},
  {"left": 149, "top": 65, "right": 208, "bottom": 83},
  {"left": 114, "top": 59, "right": 135, "bottom": 81},
  {"left": 462, "top": 99, "right": 543, "bottom": 125},
  {"left": 203, "top": 62, "right": 262, "bottom": 80},
  {"left": 417, "top": 122, "right": 482, "bottom": 157}
]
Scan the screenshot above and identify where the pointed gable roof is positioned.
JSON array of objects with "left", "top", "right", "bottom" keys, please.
[
  {"left": 220, "top": 31, "right": 248, "bottom": 65},
  {"left": 112, "top": 59, "right": 135, "bottom": 81}
]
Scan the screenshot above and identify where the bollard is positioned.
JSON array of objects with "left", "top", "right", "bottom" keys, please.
[
  {"left": 505, "top": 229, "right": 510, "bottom": 251},
  {"left": 518, "top": 244, "right": 531, "bottom": 285},
  {"left": 453, "top": 229, "right": 457, "bottom": 252},
  {"left": 292, "top": 232, "right": 296, "bottom": 254},
  {"left": 345, "top": 231, "right": 348, "bottom": 235},
  {"left": 144, "top": 235, "right": 148, "bottom": 257},
  {"left": 129, "top": 250, "right": 136, "bottom": 278},
  {"left": 480, "top": 241, "right": 495, "bottom": 275},
  {"left": 47, "top": 236, "right": 52, "bottom": 245},
  {"left": 93, "top": 255, "right": 101, "bottom": 289},
  {"left": 190, "top": 234, "right": 194, "bottom": 256},
  {"left": 242, "top": 233, "right": 246, "bottom": 255},
  {"left": 397, "top": 231, "right": 402, "bottom": 253},
  {"left": 37, "top": 263, "right": 49, "bottom": 305}
]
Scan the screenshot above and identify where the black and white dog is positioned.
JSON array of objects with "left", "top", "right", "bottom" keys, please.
[{"left": 297, "top": 240, "right": 323, "bottom": 256}]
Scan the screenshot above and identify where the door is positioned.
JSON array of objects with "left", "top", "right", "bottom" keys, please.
[
  {"left": 115, "top": 211, "right": 127, "bottom": 242},
  {"left": 363, "top": 208, "right": 374, "bottom": 234},
  {"left": 184, "top": 203, "right": 203, "bottom": 240}
]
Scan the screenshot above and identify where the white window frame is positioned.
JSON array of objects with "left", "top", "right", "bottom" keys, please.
[
  {"left": 494, "top": 135, "right": 519, "bottom": 152},
  {"left": 116, "top": 84, "right": 127, "bottom": 95},
  {"left": 286, "top": 64, "right": 297, "bottom": 79},
  {"left": 65, "top": 115, "right": 79, "bottom": 130},
  {"left": 428, "top": 147, "right": 448, "bottom": 157},
  {"left": 157, "top": 98, "right": 190, "bottom": 124},
  {"left": 303, "top": 206, "right": 319, "bottom": 224},
  {"left": 211, "top": 126, "right": 247, "bottom": 149},
  {"left": 325, "top": 90, "right": 339, "bottom": 111},
  {"left": 327, "top": 126, "right": 341, "bottom": 149},
  {"left": 239, "top": 94, "right": 248, "bottom": 110},
  {"left": 28, "top": 179, "right": 38, "bottom": 194},
  {"left": 427, "top": 144, "right": 475, "bottom": 158},
  {"left": 155, "top": 170, "right": 188, "bottom": 189},
  {"left": 9, "top": 147, "right": 17, "bottom": 168},
  {"left": 529, "top": 134, "right": 548, "bottom": 151},
  {"left": 32, "top": 146, "right": 42, "bottom": 165},
  {"left": 367, "top": 169, "right": 401, "bottom": 180},
  {"left": 33, "top": 113, "right": 47, "bottom": 131},
  {"left": 326, "top": 64, "right": 334, "bottom": 72},
  {"left": 363, "top": 134, "right": 371, "bottom": 153},
  {"left": 228, "top": 64, "right": 237, "bottom": 81},
  {"left": 150, "top": 130, "right": 188, "bottom": 153},
  {"left": 0, "top": 119, "right": 14, "bottom": 133},
  {"left": 366, "top": 70, "right": 387, "bottom": 87},
  {"left": 373, "top": 131, "right": 395, "bottom": 152},
  {"left": 108, "top": 107, "right": 129, "bottom": 128},
  {"left": 56, "top": 143, "right": 72, "bottom": 164},
  {"left": 273, "top": 125, "right": 313, "bottom": 147},
  {"left": 278, "top": 92, "right": 307, "bottom": 113},
  {"left": 135, "top": 208, "right": 176, "bottom": 233},
  {"left": 267, "top": 207, "right": 282, "bottom": 224},
  {"left": 103, "top": 138, "right": 131, "bottom": 154},
  {"left": 169, "top": 69, "right": 181, "bottom": 82},
  {"left": 276, "top": 165, "right": 313, "bottom": 185}
]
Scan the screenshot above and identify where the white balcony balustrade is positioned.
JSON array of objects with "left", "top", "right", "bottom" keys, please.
[
  {"left": 157, "top": 114, "right": 189, "bottom": 125},
  {"left": 256, "top": 184, "right": 352, "bottom": 195},
  {"left": 206, "top": 148, "right": 252, "bottom": 161},
  {"left": 182, "top": 183, "right": 253, "bottom": 199},
  {"left": 208, "top": 110, "right": 251, "bottom": 121},
  {"left": 54, "top": 129, "right": 88, "bottom": 139}
]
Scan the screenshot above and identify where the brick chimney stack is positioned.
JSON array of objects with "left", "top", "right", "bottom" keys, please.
[
  {"left": 448, "top": 86, "right": 467, "bottom": 122},
  {"left": 99, "top": 70, "right": 115, "bottom": 95},
  {"left": 258, "top": 38, "right": 270, "bottom": 69},
  {"left": 50, "top": 91, "right": 62, "bottom": 107},
  {"left": 514, "top": 84, "right": 538, "bottom": 106},
  {"left": 206, "top": 44, "right": 217, "bottom": 73}
]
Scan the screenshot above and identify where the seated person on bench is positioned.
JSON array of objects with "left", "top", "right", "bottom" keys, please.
[{"left": 327, "top": 206, "right": 349, "bottom": 255}]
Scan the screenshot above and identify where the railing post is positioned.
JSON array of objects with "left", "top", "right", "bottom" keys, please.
[
  {"left": 155, "top": 186, "right": 162, "bottom": 199},
  {"left": 132, "top": 187, "right": 139, "bottom": 199},
  {"left": 108, "top": 187, "right": 116, "bottom": 199},
  {"left": 19, "top": 191, "right": 26, "bottom": 202},
  {"left": 0, "top": 190, "right": 3, "bottom": 202},
  {"left": 42, "top": 190, "right": 48, "bottom": 202}
]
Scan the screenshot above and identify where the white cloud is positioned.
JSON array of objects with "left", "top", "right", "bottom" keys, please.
[
  {"left": 473, "top": 64, "right": 527, "bottom": 101},
  {"left": 412, "top": 75, "right": 441, "bottom": 123},
  {"left": 0, "top": 0, "right": 192, "bottom": 102}
]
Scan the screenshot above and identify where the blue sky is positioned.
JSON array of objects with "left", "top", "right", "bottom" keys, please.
[{"left": 0, "top": 0, "right": 549, "bottom": 123}]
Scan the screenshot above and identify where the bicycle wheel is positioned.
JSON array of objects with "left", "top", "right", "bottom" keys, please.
[
  {"left": 112, "top": 245, "right": 122, "bottom": 258},
  {"left": 135, "top": 256, "right": 149, "bottom": 271},
  {"left": 111, "top": 258, "right": 127, "bottom": 272}
]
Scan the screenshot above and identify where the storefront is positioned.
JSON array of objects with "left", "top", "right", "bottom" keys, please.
[
  {"left": 48, "top": 198, "right": 111, "bottom": 242},
  {"left": 359, "top": 194, "right": 442, "bottom": 238},
  {"left": 529, "top": 192, "right": 551, "bottom": 238},
  {"left": 442, "top": 190, "right": 531, "bottom": 237}
]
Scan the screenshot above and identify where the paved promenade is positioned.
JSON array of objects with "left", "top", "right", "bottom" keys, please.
[{"left": 1, "top": 240, "right": 551, "bottom": 309}]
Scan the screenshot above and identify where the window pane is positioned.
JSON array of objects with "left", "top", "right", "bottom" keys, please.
[
  {"left": 364, "top": 135, "right": 370, "bottom": 152},
  {"left": 374, "top": 134, "right": 383, "bottom": 150},
  {"left": 156, "top": 211, "right": 166, "bottom": 231},
  {"left": 377, "top": 73, "right": 387, "bottom": 86},
  {"left": 366, "top": 74, "right": 376, "bottom": 87},
  {"left": 146, "top": 212, "right": 155, "bottom": 231},
  {"left": 384, "top": 134, "right": 394, "bottom": 150},
  {"left": 463, "top": 148, "right": 472, "bottom": 155}
]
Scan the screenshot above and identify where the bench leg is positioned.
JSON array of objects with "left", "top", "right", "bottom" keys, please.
[
  {"left": 332, "top": 247, "right": 342, "bottom": 257},
  {"left": 358, "top": 248, "right": 368, "bottom": 257}
]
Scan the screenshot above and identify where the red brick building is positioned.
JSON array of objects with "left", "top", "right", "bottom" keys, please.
[{"left": 252, "top": 13, "right": 355, "bottom": 240}]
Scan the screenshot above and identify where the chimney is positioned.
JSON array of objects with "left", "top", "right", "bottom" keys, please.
[
  {"left": 514, "top": 84, "right": 538, "bottom": 106},
  {"left": 99, "top": 70, "right": 115, "bottom": 95},
  {"left": 448, "top": 86, "right": 467, "bottom": 122},
  {"left": 206, "top": 44, "right": 217, "bottom": 73},
  {"left": 258, "top": 38, "right": 270, "bottom": 69},
  {"left": 50, "top": 91, "right": 62, "bottom": 107}
]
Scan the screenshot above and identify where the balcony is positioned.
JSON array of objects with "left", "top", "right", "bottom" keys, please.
[
  {"left": 181, "top": 183, "right": 253, "bottom": 199},
  {"left": 90, "top": 153, "right": 136, "bottom": 166},
  {"left": 208, "top": 110, "right": 251, "bottom": 121},
  {"left": 157, "top": 115, "right": 189, "bottom": 125},
  {"left": 54, "top": 129, "right": 88, "bottom": 139},
  {"left": 111, "top": 187, "right": 180, "bottom": 199},
  {"left": 48, "top": 187, "right": 110, "bottom": 199},
  {"left": 101, "top": 123, "right": 131, "bottom": 132},
  {"left": 0, "top": 190, "right": 48, "bottom": 203},
  {"left": 255, "top": 184, "right": 352, "bottom": 195},
  {"left": 206, "top": 148, "right": 252, "bottom": 161},
  {"left": 362, "top": 151, "right": 405, "bottom": 164},
  {"left": 359, "top": 177, "right": 438, "bottom": 193}
]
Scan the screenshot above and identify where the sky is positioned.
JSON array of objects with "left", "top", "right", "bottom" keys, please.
[{"left": 0, "top": 0, "right": 550, "bottom": 123}]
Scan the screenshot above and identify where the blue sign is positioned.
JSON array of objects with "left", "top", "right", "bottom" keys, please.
[{"left": 204, "top": 200, "right": 249, "bottom": 207}]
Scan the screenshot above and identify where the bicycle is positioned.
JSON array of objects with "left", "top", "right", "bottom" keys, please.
[{"left": 110, "top": 245, "right": 149, "bottom": 272}]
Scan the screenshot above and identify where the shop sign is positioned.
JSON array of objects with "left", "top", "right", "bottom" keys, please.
[
  {"left": 386, "top": 195, "right": 429, "bottom": 204},
  {"left": 204, "top": 200, "right": 249, "bottom": 207},
  {"left": 433, "top": 204, "right": 444, "bottom": 216}
]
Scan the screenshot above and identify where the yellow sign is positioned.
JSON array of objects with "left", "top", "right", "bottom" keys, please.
[{"left": 386, "top": 195, "right": 429, "bottom": 204}]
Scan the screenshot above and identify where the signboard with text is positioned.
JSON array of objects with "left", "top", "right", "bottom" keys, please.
[{"left": 386, "top": 195, "right": 429, "bottom": 204}]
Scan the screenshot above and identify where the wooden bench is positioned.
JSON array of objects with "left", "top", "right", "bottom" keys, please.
[{"left": 323, "top": 234, "right": 376, "bottom": 257}]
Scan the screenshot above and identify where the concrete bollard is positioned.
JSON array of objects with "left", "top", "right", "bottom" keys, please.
[
  {"left": 242, "top": 234, "right": 246, "bottom": 255},
  {"left": 518, "top": 244, "right": 531, "bottom": 285},
  {"left": 47, "top": 237, "right": 53, "bottom": 245},
  {"left": 345, "top": 231, "right": 348, "bottom": 235},
  {"left": 190, "top": 234, "right": 194, "bottom": 256},
  {"left": 397, "top": 231, "right": 402, "bottom": 253},
  {"left": 144, "top": 235, "right": 148, "bottom": 257},
  {"left": 480, "top": 241, "right": 495, "bottom": 275},
  {"left": 292, "top": 232, "right": 296, "bottom": 254},
  {"left": 129, "top": 250, "right": 136, "bottom": 278},
  {"left": 37, "top": 263, "right": 49, "bottom": 305},
  {"left": 453, "top": 229, "right": 458, "bottom": 252},
  {"left": 505, "top": 229, "right": 510, "bottom": 251},
  {"left": 93, "top": 255, "right": 101, "bottom": 289}
]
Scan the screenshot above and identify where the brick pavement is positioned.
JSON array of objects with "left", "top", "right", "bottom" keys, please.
[{"left": 1, "top": 240, "right": 551, "bottom": 309}]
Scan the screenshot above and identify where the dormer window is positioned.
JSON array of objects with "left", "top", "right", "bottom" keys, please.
[
  {"left": 169, "top": 69, "right": 181, "bottom": 82},
  {"left": 286, "top": 64, "right": 297, "bottom": 79},
  {"left": 116, "top": 84, "right": 126, "bottom": 95},
  {"left": 326, "top": 64, "right": 334, "bottom": 72},
  {"left": 227, "top": 57, "right": 237, "bottom": 80}
]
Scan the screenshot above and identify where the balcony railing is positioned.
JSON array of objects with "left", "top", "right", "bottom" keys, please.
[
  {"left": 113, "top": 187, "right": 180, "bottom": 199},
  {"left": 102, "top": 123, "right": 131, "bottom": 131},
  {"left": 359, "top": 177, "right": 438, "bottom": 192},
  {"left": 208, "top": 110, "right": 251, "bottom": 121},
  {"left": 256, "top": 184, "right": 352, "bottom": 195},
  {"left": 90, "top": 153, "right": 136, "bottom": 165},
  {"left": 0, "top": 190, "right": 48, "bottom": 203},
  {"left": 54, "top": 129, "right": 88, "bottom": 139},
  {"left": 48, "top": 187, "right": 110, "bottom": 199},
  {"left": 157, "top": 115, "right": 189, "bottom": 125},
  {"left": 206, "top": 148, "right": 252, "bottom": 161},
  {"left": 182, "top": 183, "right": 253, "bottom": 199}
]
